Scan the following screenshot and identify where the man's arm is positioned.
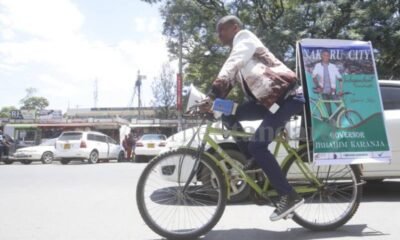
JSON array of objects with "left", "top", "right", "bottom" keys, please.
[
  {"left": 334, "top": 65, "right": 343, "bottom": 95},
  {"left": 312, "top": 64, "right": 322, "bottom": 92}
]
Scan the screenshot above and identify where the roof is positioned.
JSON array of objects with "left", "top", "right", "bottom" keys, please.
[{"left": 5, "top": 122, "right": 120, "bottom": 129}]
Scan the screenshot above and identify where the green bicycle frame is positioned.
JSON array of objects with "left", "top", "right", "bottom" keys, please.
[
  {"left": 195, "top": 121, "right": 322, "bottom": 199},
  {"left": 314, "top": 96, "right": 346, "bottom": 120}
]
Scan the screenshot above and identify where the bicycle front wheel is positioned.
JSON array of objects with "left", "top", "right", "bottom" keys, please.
[
  {"left": 136, "top": 148, "right": 227, "bottom": 240},
  {"left": 283, "top": 148, "right": 362, "bottom": 231}
]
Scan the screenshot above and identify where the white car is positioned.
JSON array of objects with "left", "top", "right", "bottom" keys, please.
[
  {"left": 13, "top": 138, "right": 57, "bottom": 164},
  {"left": 160, "top": 81, "right": 400, "bottom": 202},
  {"left": 55, "top": 131, "right": 124, "bottom": 164},
  {"left": 135, "top": 134, "right": 167, "bottom": 162}
]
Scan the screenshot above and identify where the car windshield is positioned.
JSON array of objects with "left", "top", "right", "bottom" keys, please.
[
  {"left": 141, "top": 134, "right": 166, "bottom": 141},
  {"left": 59, "top": 132, "right": 82, "bottom": 141}
]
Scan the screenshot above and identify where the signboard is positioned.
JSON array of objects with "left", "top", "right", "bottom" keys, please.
[
  {"left": 298, "top": 39, "right": 391, "bottom": 165},
  {"left": 38, "top": 110, "right": 63, "bottom": 121},
  {"left": 10, "top": 110, "right": 36, "bottom": 120}
]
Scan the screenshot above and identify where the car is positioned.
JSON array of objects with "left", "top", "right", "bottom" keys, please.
[
  {"left": 55, "top": 131, "right": 124, "bottom": 164},
  {"left": 135, "top": 134, "right": 167, "bottom": 162},
  {"left": 0, "top": 134, "right": 30, "bottom": 164},
  {"left": 362, "top": 80, "right": 400, "bottom": 181},
  {"left": 161, "top": 80, "right": 400, "bottom": 202},
  {"left": 13, "top": 138, "right": 57, "bottom": 164}
]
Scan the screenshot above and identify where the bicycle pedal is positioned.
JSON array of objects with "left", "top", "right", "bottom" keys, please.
[{"left": 283, "top": 212, "right": 294, "bottom": 220}]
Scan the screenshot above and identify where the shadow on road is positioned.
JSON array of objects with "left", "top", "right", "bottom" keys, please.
[
  {"left": 148, "top": 224, "right": 388, "bottom": 240},
  {"left": 201, "top": 224, "right": 388, "bottom": 240},
  {"left": 362, "top": 180, "right": 400, "bottom": 202}
]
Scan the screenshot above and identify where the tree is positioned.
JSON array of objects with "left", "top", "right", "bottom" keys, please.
[
  {"left": 20, "top": 88, "right": 49, "bottom": 111},
  {"left": 152, "top": 63, "right": 177, "bottom": 118},
  {"left": 143, "top": 0, "right": 400, "bottom": 90},
  {"left": 0, "top": 106, "right": 17, "bottom": 118}
]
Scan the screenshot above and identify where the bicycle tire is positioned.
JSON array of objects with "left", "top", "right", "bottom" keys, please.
[
  {"left": 282, "top": 147, "right": 362, "bottom": 231},
  {"left": 136, "top": 148, "right": 227, "bottom": 240},
  {"left": 336, "top": 110, "right": 363, "bottom": 129}
]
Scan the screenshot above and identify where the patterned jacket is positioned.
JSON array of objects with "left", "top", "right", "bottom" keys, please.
[{"left": 210, "top": 29, "right": 297, "bottom": 109}]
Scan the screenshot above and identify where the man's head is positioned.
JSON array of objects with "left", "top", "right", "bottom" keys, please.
[
  {"left": 216, "top": 15, "right": 242, "bottom": 46},
  {"left": 321, "top": 49, "right": 330, "bottom": 64}
]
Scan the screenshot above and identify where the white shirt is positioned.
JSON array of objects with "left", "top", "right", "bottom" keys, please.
[
  {"left": 312, "top": 62, "right": 342, "bottom": 89},
  {"left": 216, "top": 29, "right": 293, "bottom": 99}
]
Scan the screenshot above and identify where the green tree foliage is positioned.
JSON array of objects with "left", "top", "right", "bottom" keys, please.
[
  {"left": 152, "top": 63, "right": 177, "bottom": 118},
  {"left": 143, "top": 0, "right": 400, "bottom": 96},
  {"left": 20, "top": 88, "right": 49, "bottom": 111},
  {"left": 0, "top": 106, "right": 17, "bottom": 118},
  {"left": 20, "top": 97, "right": 49, "bottom": 111}
]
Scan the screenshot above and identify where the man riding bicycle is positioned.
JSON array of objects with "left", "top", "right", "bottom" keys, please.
[{"left": 199, "top": 15, "right": 305, "bottom": 221}]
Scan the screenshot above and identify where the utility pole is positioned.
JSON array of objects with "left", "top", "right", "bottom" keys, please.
[
  {"left": 133, "top": 70, "right": 146, "bottom": 119},
  {"left": 93, "top": 78, "right": 98, "bottom": 108},
  {"left": 177, "top": 23, "right": 183, "bottom": 131}
]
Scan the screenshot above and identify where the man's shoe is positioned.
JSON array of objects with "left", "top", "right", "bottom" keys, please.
[
  {"left": 269, "top": 193, "right": 304, "bottom": 221},
  {"left": 242, "top": 158, "right": 259, "bottom": 171}
]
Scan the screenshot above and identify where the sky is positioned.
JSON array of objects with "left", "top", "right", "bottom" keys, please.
[{"left": 0, "top": 0, "right": 173, "bottom": 112}]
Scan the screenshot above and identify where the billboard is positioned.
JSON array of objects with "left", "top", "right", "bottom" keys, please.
[{"left": 298, "top": 39, "right": 391, "bottom": 165}]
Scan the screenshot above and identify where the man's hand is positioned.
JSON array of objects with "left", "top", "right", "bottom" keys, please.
[
  {"left": 198, "top": 97, "right": 213, "bottom": 113},
  {"left": 313, "top": 87, "right": 322, "bottom": 93}
]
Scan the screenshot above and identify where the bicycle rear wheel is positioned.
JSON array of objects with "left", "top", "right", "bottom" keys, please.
[
  {"left": 336, "top": 110, "right": 363, "bottom": 129},
  {"left": 283, "top": 148, "right": 362, "bottom": 231},
  {"left": 136, "top": 148, "right": 227, "bottom": 240}
]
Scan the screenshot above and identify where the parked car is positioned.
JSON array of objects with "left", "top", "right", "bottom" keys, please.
[
  {"left": 160, "top": 80, "right": 400, "bottom": 202},
  {"left": 135, "top": 134, "right": 167, "bottom": 162},
  {"left": 0, "top": 134, "right": 30, "bottom": 164},
  {"left": 13, "top": 138, "right": 57, "bottom": 164},
  {"left": 55, "top": 131, "right": 124, "bottom": 164},
  {"left": 362, "top": 80, "right": 400, "bottom": 181}
]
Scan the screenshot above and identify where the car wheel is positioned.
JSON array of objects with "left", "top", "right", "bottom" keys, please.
[
  {"left": 88, "top": 150, "right": 99, "bottom": 164},
  {"left": 3, "top": 159, "right": 13, "bottom": 164},
  {"left": 135, "top": 155, "right": 145, "bottom": 163},
  {"left": 117, "top": 151, "right": 125, "bottom": 162},
  {"left": 41, "top": 151, "right": 54, "bottom": 164},
  {"left": 60, "top": 159, "right": 70, "bottom": 165},
  {"left": 210, "top": 149, "right": 252, "bottom": 203}
]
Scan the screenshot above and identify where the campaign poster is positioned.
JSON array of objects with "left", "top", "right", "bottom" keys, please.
[
  {"left": 10, "top": 110, "right": 36, "bottom": 120},
  {"left": 38, "top": 109, "right": 63, "bottom": 121},
  {"left": 298, "top": 39, "right": 391, "bottom": 165}
]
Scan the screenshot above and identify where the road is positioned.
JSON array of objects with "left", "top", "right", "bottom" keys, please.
[{"left": 0, "top": 161, "right": 399, "bottom": 240}]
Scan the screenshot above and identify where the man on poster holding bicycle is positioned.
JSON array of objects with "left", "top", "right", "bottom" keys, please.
[
  {"left": 200, "top": 15, "right": 305, "bottom": 221},
  {"left": 312, "top": 49, "right": 344, "bottom": 116}
]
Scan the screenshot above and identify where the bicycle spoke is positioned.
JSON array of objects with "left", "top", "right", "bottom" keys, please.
[
  {"left": 136, "top": 148, "right": 227, "bottom": 239},
  {"left": 284, "top": 149, "right": 362, "bottom": 230}
]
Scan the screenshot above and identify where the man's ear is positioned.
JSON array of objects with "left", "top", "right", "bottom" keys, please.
[{"left": 233, "top": 24, "right": 241, "bottom": 32}]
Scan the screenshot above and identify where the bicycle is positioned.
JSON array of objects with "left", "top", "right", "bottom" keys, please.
[
  {"left": 136, "top": 104, "right": 364, "bottom": 240},
  {"left": 309, "top": 91, "right": 363, "bottom": 129}
]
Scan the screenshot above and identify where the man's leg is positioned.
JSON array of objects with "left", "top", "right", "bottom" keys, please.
[
  {"left": 247, "top": 95, "right": 305, "bottom": 220},
  {"left": 127, "top": 147, "right": 132, "bottom": 160},
  {"left": 221, "top": 100, "right": 267, "bottom": 160},
  {"left": 322, "top": 93, "right": 333, "bottom": 117}
]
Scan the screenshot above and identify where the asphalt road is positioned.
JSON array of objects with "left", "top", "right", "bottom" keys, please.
[{"left": 0, "top": 161, "right": 399, "bottom": 240}]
